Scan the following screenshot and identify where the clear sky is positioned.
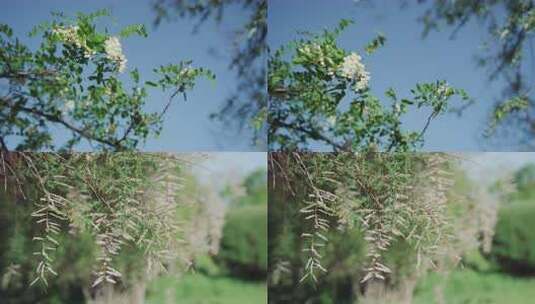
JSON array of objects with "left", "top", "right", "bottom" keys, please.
[
  {"left": 2, "top": 0, "right": 259, "bottom": 151},
  {"left": 191, "top": 152, "right": 266, "bottom": 190},
  {"left": 461, "top": 152, "right": 535, "bottom": 186},
  {"left": 269, "top": 0, "right": 512, "bottom": 151}
]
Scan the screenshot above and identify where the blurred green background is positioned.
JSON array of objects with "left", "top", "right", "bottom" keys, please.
[
  {"left": 413, "top": 161, "right": 535, "bottom": 304},
  {"left": 145, "top": 168, "right": 267, "bottom": 304},
  {"left": 0, "top": 161, "right": 267, "bottom": 304},
  {"left": 268, "top": 156, "right": 535, "bottom": 304}
]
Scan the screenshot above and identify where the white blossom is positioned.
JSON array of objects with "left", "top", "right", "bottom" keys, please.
[
  {"left": 62, "top": 99, "right": 75, "bottom": 114},
  {"left": 327, "top": 115, "right": 337, "bottom": 126},
  {"left": 299, "top": 43, "right": 330, "bottom": 68},
  {"left": 180, "top": 66, "right": 194, "bottom": 77},
  {"left": 320, "top": 115, "right": 337, "bottom": 132},
  {"left": 394, "top": 102, "right": 401, "bottom": 114},
  {"left": 339, "top": 52, "right": 370, "bottom": 92},
  {"left": 437, "top": 82, "right": 450, "bottom": 96},
  {"left": 104, "top": 36, "right": 127, "bottom": 73},
  {"left": 52, "top": 26, "right": 94, "bottom": 58}
]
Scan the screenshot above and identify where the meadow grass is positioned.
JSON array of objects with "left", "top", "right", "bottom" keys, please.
[
  {"left": 145, "top": 273, "right": 266, "bottom": 304},
  {"left": 413, "top": 269, "right": 535, "bottom": 304}
]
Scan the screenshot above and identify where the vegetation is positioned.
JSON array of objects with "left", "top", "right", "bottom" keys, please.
[
  {"left": 0, "top": 10, "right": 213, "bottom": 151},
  {"left": 491, "top": 200, "right": 535, "bottom": 274},
  {"left": 217, "top": 167, "right": 267, "bottom": 279},
  {"left": 512, "top": 163, "right": 535, "bottom": 199},
  {"left": 268, "top": 152, "right": 475, "bottom": 303},
  {"left": 413, "top": 269, "right": 535, "bottom": 304},
  {"left": 152, "top": 0, "right": 267, "bottom": 147},
  {"left": 0, "top": 153, "right": 266, "bottom": 303},
  {"left": 267, "top": 152, "right": 535, "bottom": 303},
  {"left": 146, "top": 272, "right": 266, "bottom": 304},
  {"left": 144, "top": 166, "right": 268, "bottom": 304},
  {"left": 412, "top": 160, "right": 535, "bottom": 304},
  {"left": 268, "top": 20, "right": 470, "bottom": 151},
  {"left": 412, "top": 0, "right": 535, "bottom": 148},
  {"left": 0, "top": 153, "right": 208, "bottom": 302},
  {"left": 218, "top": 205, "right": 267, "bottom": 279}
]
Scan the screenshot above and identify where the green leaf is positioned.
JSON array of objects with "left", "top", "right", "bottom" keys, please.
[
  {"left": 0, "top": 23, "right": 13, "bottom": 37},
  {"left": 119, "top": 24, "right": 148, "bottom": 38},
  {"left": 365, "top": 33, "right": 386, "bottom": 55},
  {"left": 130, "top": 69, "right": 140, "bottom": 83}
]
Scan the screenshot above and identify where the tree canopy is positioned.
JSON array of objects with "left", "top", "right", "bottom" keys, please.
[
  {"left": 0, "top": 10, "right": 214, "bottom": 152},
  {"left": 269, "top": 20, "right": 470, "bottom": 151}
]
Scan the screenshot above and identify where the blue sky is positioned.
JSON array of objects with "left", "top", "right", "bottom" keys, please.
[
  {"left": 269, "top": 0, "right": 513, "bottom": 151},
  {"left": 2, "top": 0, "right": 259, "bottom": 151},
  {"left": 461, "top": 152, "right": 535, "bottom": 185},
  {"left": 193, "top": 152, "right": 266, "bottom": 190}
]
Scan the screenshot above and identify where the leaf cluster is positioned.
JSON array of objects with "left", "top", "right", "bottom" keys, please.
[
  {"left": 269, "top": 152, "right": 455, "bottom": 285},
  {"left": 0, "top": 152, "right": 196, "bottom": 290},
  {"left": 0, "top": 11, "right": 213, "bottom": 151},
  {"left": 268, "top": 21, "right": 470, "bottom": 151}
]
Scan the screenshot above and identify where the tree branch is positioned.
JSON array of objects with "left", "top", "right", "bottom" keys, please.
[
  {"left": 274, "top": 120, "right": 345, "bottom": 151},
  {"left": 3, "top": 96, "right": 124, "bottom": 151}
]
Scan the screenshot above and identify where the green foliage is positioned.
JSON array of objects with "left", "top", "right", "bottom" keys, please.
[
  {"left": 0, "top": 153, "right": 201, "bottom": 294},
  {"left": 491, "top": 201, "right": 535, "bottom": 274},
  {"left": 268, "top": 152, "right": 456, "bottom": 297},
  {"left": 269, "top": 21, "right": 470, "bottom": 151},
  {"left": 270, "top": 225, "right": 367, "bottom": 304},
  {"left": 194, "top": 255, "right": 222, "bottom": 277},
  {"left": 0, "top": 11, "right": 213, "bottom": 151},
  {"left": 268, "top": 153, "right": 464, "bottom": 303},
  {"left": 486, "top": 96, "right": 529, "bottom": 136},
  {"left": 218, "top": 205, "right": 267, "bottom": 279},
  {"left": 364, "top": 33, "right": 386, "bottom": 55},
  {"left": 1, "top": 190, "right": 94, "bottom": 302},
  {"left": 513, "top": 163, "right": 535, "bottom": 197},
  {"left": 415, "top": 0, "right": 535, "bottom": 147},
  {"left": 462, "top": 250, "right": 496, "bottom": 273},
  {"left": 234, "top": 168, "right": 267, "bottom": 207},
  {"left": 153, "top": 0, "right": 268, "bottom": 148}
]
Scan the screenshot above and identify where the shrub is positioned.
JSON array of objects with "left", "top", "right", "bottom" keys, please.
[
  {"left": 193, "top": 255, "right": 222, "bottom": 277},
  {"left": 491, "top": 201, "right": 535, "bottom": 274},
  {"left": 462, "top": 250, "right": 495, "bottom": 273},
  {"left": 513, "top": 164, "right": 535, "bottom": 200},
  {"left": 0, "top": 153, "right": 215, "bottom": 303},
  {"left": 218, "top": 205, "right": 267, "bottom": 280}
]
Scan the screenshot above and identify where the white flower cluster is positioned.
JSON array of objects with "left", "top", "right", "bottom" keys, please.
[
  {"left": 339, "top": 52, "right": 370, "bottom": 92},
  {"left": 180, "top": 66, "right": 194, "bottom": 77},
  {"left": 62, "top": 99, "right": 75, "bottom": 115},
  {"left": 298, "top": 43, "right": 335, "bottom": 72},
  {"left": 437, "top": 82, "right": 450, "bottom": 96},
  {"left": 52, "top": 26, "right": 94, "bottom": 58},
  {"left": 104, "top": 36, "right": 127, "bottom": 73}
]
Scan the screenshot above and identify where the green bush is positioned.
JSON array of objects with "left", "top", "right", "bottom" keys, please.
[
  {"left": 514, "top": 164, "right": 535, "bottom": 196},
  {"left": 0, "top": 192, "right": 91, "bottom": 303},
  {"left": 462, "top": 250, "right": 495, "bottom": 273},
  {"left": 218, "top": 205, "right": 267, "bottom": 279},
  {"left": 193, "top": 255, "right": 222, "bottom": 277},
  {"left": 491, "top": 202, "right": 535, "bottom": 274},
  {"left": 0, "top": 195, "right": 153, "bottom": 303}
]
